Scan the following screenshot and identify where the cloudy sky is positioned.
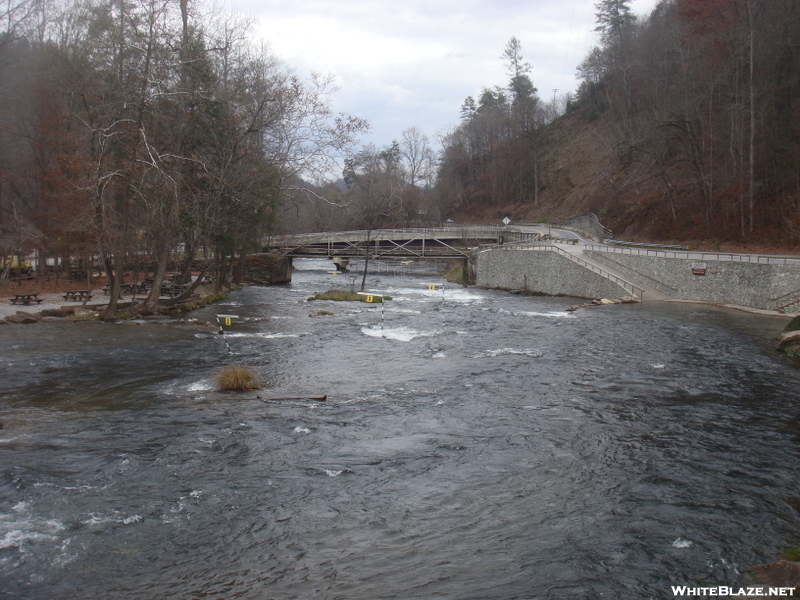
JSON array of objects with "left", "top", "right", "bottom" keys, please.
[{"left": 246, "top": 0, "right": 660, "bottom": 151}]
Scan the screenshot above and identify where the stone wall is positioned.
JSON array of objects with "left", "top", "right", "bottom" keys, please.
[
  {"left": 242, "top": 254, "right": 292, "bottom": 284},
  {"left": 476, "top": 248, "right": 630, "bottom": 299},
  {"left": 586, "top": 250, "right": 800, "bottom": 310}
]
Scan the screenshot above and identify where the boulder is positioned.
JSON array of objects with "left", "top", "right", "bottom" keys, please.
[
  {"left": 592, "top": 298, "right": 616, "bottom": 305},
  {"left": 746, "top": 560, "right": 800, "bottom": 586},
  {"left": 776, "top": 331, "right": 800, "bottom": 352},
  {"left": 6, "top": 314, "right": 40, "bottom": 324},
  {"left": 41, "top": 307, "right": 76, "bottom": 317}
]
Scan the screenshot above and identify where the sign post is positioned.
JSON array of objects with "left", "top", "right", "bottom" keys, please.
[
  {"left": 216, "top": 314, "right": 239, "bottom": 353},
  {"left": 357, "top": 292, "right": 387, "bottom": 331}
]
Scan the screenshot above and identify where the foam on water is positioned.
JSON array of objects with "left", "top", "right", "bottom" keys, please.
[
  {"left": 83, "top": 513, "right": 143, "bottom": 526},
  {"left": 223, "top": 332, "right": 304, "bottom": 339},
  {"left": 480, "top": 348, "right": 544, "bottom": 358},
  {"left": 517, "top": 310, "right": 575, "bottom": 318},
  {"left": 0, "top": 503, "right": 65, "bottom": 550},
  {"left": 187, "top": 381, "right": 213, "bottom": 392},
  {"left": 361, "top": 326, "right": 439, "bottom": 341}
]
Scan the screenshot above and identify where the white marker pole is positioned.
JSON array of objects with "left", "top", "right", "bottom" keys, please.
[{"left": 216, "top": 314, "right": 238, "bottom": 353}]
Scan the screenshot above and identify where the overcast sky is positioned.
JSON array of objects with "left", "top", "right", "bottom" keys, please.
[{"left": 245, "top": 0, "right": 660, "bottom": 152}]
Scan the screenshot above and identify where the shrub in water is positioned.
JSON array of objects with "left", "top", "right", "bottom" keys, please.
[
  {"left": 310, "top": 289, "right": 391, "bottom": 302},
  {"left": 214, "top": 365, "right": 261, "bottom": 391}
]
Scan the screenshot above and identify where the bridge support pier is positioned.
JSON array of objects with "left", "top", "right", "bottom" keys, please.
[
  {"left": 242, "top": 254, "right": 293, "bottom": 284},
  {"left": 444, "top": 257, "right": 476, "bottom": 285}
]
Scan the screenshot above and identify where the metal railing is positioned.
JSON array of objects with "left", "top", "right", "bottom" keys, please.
[
  {"left": 771, "top": 288, "right": 800, "bottom": 312},
  {"left": 604, "top": 239, "right": 689, "bottom": 251}
]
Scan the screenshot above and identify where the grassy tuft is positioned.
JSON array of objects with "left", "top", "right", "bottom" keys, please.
[
  {"left": 782, "top": 545, "right": 800, "bottom": 562},
  {"left": 784, "top": 315, "right": 800, "bottom": 332},
  {"left": 213, "top": 365, "right": 261, "bottom": 391},
  {"left": 309, "top": 289, "right": 391, "bottom": 302}
]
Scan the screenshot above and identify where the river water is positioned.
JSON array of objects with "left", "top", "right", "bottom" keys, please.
[{"left": 1, "top": 258, "right": 799, "bottom": 599}]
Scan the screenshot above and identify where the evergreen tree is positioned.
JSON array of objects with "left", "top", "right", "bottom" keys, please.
[{"left": 594, "top": 0, "right": 635, "bottom": 46}]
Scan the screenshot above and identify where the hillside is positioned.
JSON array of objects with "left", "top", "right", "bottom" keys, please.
[
  {"left": 446, "top": 0, "right": 800, "bottom": 255},
  {"left": 458, "top": 103, "right": 799, "bottom": 254}
]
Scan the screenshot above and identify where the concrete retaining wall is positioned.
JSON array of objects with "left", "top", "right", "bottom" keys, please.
[
  {"left": 586, "top": 250, "right": 800, "bottom": 310},
  {"left": 476, "top": 248, "right": 630, "bottom": 299}
]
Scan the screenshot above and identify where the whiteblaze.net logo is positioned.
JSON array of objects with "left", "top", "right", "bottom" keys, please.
[{"left": 672, "top": 586, "right": 796, "bottom": 597}]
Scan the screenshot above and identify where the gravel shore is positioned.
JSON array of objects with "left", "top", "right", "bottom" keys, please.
[{"left": 0, "top": 292, "right": 101, "bottom": 320}]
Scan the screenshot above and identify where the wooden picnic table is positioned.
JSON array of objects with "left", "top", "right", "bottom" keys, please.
[
  {"left": 10, "top": 293, "right": 43, "bottom": 305},
  {"left": 63, "top": 290, "right": 93, "bottom": 302},
  {"left": 103, "top": 281, "right": 155, "bottom": 295},
  {"left": 161, "top": 282, "right": 188, "bottom": 298}
]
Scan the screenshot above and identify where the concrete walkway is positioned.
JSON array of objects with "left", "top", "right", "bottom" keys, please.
[{"left": 556, "top": 241, "right": 673, "bottom": 302}]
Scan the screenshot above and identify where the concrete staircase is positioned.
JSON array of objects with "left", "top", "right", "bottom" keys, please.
[{"left": 557, "top": 243, "right": 672, "bottom": 302}]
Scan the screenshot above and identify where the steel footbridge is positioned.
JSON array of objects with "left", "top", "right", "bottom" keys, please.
[{"left": 263, "top": 226, "right": 539, "bottom": 260}]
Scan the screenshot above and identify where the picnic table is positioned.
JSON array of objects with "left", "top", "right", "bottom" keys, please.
[
  {"left": 10, "top": 293, "right": 43, "bottom": 305},
  {"left": 103, "top": 282, "right": 146, "bottom": 295},
  {"left": 63, "top": 290, "right": 93, "bottom": 302},
  {"left": 161, "top": 282, "right": 188, "bottom": 298}
]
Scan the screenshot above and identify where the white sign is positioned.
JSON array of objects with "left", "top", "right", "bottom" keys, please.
[{"left": 502, "top": 217, "right": 511, "bottom": 225}]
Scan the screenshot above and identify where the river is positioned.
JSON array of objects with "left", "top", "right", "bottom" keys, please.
[{"left": 1, "top": 258, "right": 799, "bottom": 599}]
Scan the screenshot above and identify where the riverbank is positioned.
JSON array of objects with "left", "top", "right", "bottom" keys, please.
[
  {"left": 0, "top": 287, "right": 228, "bottom": 323},
  {"left": 0, "top": 292, "right": 83, "bottom": 321}
]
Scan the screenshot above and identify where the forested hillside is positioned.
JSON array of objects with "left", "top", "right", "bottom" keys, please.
[{"left": 437, "top": 0, "right": 800, "bottom": 248}]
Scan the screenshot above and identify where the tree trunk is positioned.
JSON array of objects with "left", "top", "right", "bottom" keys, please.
[{"left": 142, "top": 244, "right": 171, "bottom": 314}]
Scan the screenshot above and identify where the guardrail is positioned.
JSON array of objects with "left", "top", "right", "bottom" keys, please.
[
  {"left": 584, "top": 244, "right": 800, "bottom": 265},
  {"left": 557, "top": 212, "right": 613, "bottom": 241},
  {"left": 497, "top": 242, "right": 644, "bottom": 299}
]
